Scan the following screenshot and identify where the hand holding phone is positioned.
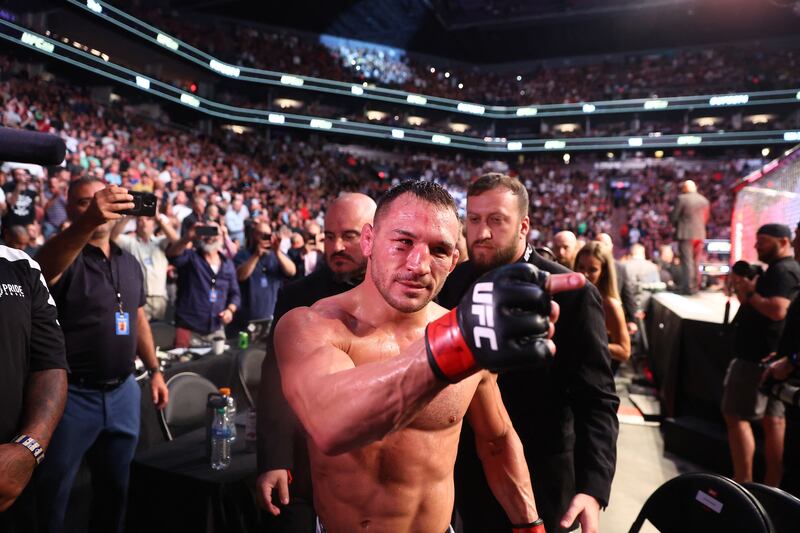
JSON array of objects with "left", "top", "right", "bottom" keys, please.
[{"left": 120, "top": 191, "right": 157, "bottom": 217}]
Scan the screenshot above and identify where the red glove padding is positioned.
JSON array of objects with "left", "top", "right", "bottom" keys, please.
[{"left": 512, "top": 518, "right": 546, "bottom": 533}]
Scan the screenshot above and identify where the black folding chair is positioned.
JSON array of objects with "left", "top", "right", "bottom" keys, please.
[
  {"left": 743, "top": 482, "right": 800, "bottom": 533},
  {"left": 159, "top": 372, "right": 219, "bottom": 440},
  {"left": 149, "top": 320, "right": 176, "bottom": 351},
  {"left": 237, "top": 346, "right": 266, "bottom": 409},
  {"left": 629, "top": 473, "right": 773, "bottom": 533}
]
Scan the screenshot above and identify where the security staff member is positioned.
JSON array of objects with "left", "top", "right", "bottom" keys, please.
[
  {"left": 0, "top": 245, "right": 67, "bottom": 532},
  {"left": 34, "top": 178, "right": 168, "bottom": 533},
  {"left": 255, "top": 193, "right": 376, "bottom": 532},
  {"left": 762, "top": 220, "right": 800, "bottom": 496},
  {"left": 439, "top": 174, "right": 618, "bottom": 533}
]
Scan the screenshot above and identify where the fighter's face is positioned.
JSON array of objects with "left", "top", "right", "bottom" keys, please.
[
  {"left": 576, "top": 253, "right": 602, "bottom": 287},
  {"left": 363, "top": 195, "right": 459, "bottom": 313},
  {"left": 466, "top": 188, "right": 528, "bottom": 272}
]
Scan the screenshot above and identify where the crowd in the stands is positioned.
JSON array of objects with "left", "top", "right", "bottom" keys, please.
[
  {"left": 114, "top": 3, "right": 800, "bottom": 105},
  {"left": 1, "top": 54, "right": 752, "bottom": 266}
]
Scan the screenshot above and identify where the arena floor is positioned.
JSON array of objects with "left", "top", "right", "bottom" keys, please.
[{"left": 600, "top": 373, "right": 702, "bottom": 532}]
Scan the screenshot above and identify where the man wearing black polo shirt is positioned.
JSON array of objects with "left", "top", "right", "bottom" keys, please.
[
  {"left": 0, "top": 246, "right": 67, "bottom": 532},
  {"left": 723, "top": 223, "right": 800, "bottom": 487},
  {"left": 34, "top": 177, "right": 168, "bottom": 533}
]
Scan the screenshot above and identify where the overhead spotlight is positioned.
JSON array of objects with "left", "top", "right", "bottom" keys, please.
[
  {"left": 458, "top": 83, "right": 464, "bottom": 89},
  {"left": 444, "top": 72, "right": 450, "bottom": 78},
  {"left": 516, "top": 75, "right": 522, "bottom": 81},
  {"left": 606, "top": 152, "right": 614, "bottom": 159},
  {"left": 430, "top": 67, "right": 435, "bottom": 73},
  {"left": 655, "top": 150, "right": 664, "bottom": 158},
  {"left": 762, "top": 147, "right": 770, "bottom": 157},
  {"left": 563, "top": 153, "right": 571, "bottom": 164}
]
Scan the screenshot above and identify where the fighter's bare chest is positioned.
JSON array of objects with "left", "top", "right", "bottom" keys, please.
[{"left": 346, "top": 331, "right": 477, "bottom": 431}]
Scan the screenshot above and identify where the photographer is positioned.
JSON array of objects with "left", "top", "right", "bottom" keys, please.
[
  {"left": 232, "top": 220, "right": 295, "bottom": 332},
  {"left": 166, "top": 220, "right": 240, "bottom": 347},
  {"left": 723, "top": 224, "right": 800, "bottom": 486},
  {"left": 762, "top": 221, "right": 800, "bottom": 496},
  {"left": 111, "top": 214, "right": 180, "bottom": 321}
]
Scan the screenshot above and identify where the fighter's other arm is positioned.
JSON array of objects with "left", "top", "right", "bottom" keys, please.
[
  {"left": 275, "top": 307, "right": 447, "bottom": 456},
  {"left": 466, "top": 372, "right": 541, "bottom": 529}
]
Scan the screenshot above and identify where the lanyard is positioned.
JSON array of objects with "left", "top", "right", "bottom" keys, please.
[{"left": 106, "top": 254, "right": 124, "bottom": 314}]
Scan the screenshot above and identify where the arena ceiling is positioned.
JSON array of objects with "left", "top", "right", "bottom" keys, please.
[{"left": 175, "top": 0, "right": 800, "bottom": 63}]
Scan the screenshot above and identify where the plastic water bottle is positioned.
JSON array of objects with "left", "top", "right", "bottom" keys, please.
[
  {"left": 219, "top": 387, "right": 237, "bottom": 441},
  {"left": 210, "top": 407, "right": 232, "bottom": 471}
]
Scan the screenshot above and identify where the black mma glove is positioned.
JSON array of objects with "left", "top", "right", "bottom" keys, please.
[{"left": 425, "top": 263, "right": 552, "bottom": 382}]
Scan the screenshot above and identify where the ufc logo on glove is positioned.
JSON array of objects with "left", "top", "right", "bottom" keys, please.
[{"left": 471, "top": 282, "right": 498, "bottom": 350}]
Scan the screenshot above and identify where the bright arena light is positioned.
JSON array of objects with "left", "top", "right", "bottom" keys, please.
[
  {"left": 507, "top": 141, "right": 522, "bottom": 151},
  {"left": 406, "top": 94, "right": 427, "bottom": 105},
  {"left": 268, "top": 114, "right": 285, "bottom": 124},
  {"left": 135, "top": 76, "right": 150, "bottom": 89},
  {"left": 544, "top": 140, "right": 566, "bottom": 149},
  {"left": 280, "top": 75, "right": 304, "bottom": 86}
]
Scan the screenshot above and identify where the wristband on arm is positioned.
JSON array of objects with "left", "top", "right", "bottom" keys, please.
[
  {"left": 511, "top": 518, "right": 545, "bottom": 533},
  {"left": 12, "top": 434, "right": 45, "bottom": 465},
  {"left": 512, "top": 518, "right": 545, "bottom": 532}
]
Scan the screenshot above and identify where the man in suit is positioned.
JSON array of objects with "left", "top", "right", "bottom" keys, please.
[
  {"left": 439, "top": 174, "right": 619, "bottom": 533},
  {"left": 669, "top": 180, "right": 710, "bottom": 295},
  {"left": 255, "top": 193, "right": 376, "bottom": 532}
]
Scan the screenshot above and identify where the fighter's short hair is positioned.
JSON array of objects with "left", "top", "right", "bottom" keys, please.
[{"left": 374, "top": 180, "right": 458, "bottom": 226}]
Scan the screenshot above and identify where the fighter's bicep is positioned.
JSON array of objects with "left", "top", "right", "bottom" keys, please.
[
  {"left": 273, "top": 308, "right": 355, "bottom": 409},
  {"left": 465, "top": 372, "right": 513, "bottom": 443}
]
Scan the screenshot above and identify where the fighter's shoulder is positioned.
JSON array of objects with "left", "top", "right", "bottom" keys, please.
[{"left": 277, "top": 292, "right": 354, "bottom": 336}]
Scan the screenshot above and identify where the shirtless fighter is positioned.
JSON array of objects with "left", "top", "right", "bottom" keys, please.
[{"left": 274, "top": 181, "right": 584, "bottom": 533}]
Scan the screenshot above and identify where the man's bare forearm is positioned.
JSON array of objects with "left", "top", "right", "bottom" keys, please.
[
  {"left": 19, "top": 369, "right": 67, "bottom": 449},
  {"left": 35, "top": 219, "right": 94, "bottom": 285},
  {"left": 275, "top": 250, "right": 296, "bottom": 277},
  {"left": 157, "top": 214, "right": 180, "bottom": 243},
  {"left": 166, "top": 235, "right": 191, "bottom": 258},
  {"left": 478, "top": 429, "right": 539, "bottom": 524},
  {"left": 237, "top": 252, "right": 261, "bottom": 281},
  {"left": 281, "top": 341, "right": 446, "bottom": 456}
]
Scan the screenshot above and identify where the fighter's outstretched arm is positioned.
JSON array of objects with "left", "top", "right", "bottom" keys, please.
[
  {"left": 466, "top": 373, "right": 540, "bottom": 528},
  {"left": 274, "top": 307, "right": 447, "bottom": 456}
]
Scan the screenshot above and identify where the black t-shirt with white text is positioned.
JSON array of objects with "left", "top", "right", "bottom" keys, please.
[
  {"left": 0, "top": 246, "right": 67, "bottom": 442},
  {"left": 3, "top": 188, "right": 38, "bottom": 227}
]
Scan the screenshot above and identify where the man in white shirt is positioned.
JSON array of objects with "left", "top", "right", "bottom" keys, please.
[
  {"left": 111, "top": 214, "right": 179, "bottom": 321},
  {"left": 224, "top": 194, "right": 250, "bottom": 245}
]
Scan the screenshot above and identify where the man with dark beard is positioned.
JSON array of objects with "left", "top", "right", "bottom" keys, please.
[
  {"left": 166, "top": 219, "right": 241, "bottom": 347},
  {"left": 438, "top": 173, "right": 618, "bottom": 533},
  {"left": 256, "top": 193, "right": 377, "bottom": 531}
]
